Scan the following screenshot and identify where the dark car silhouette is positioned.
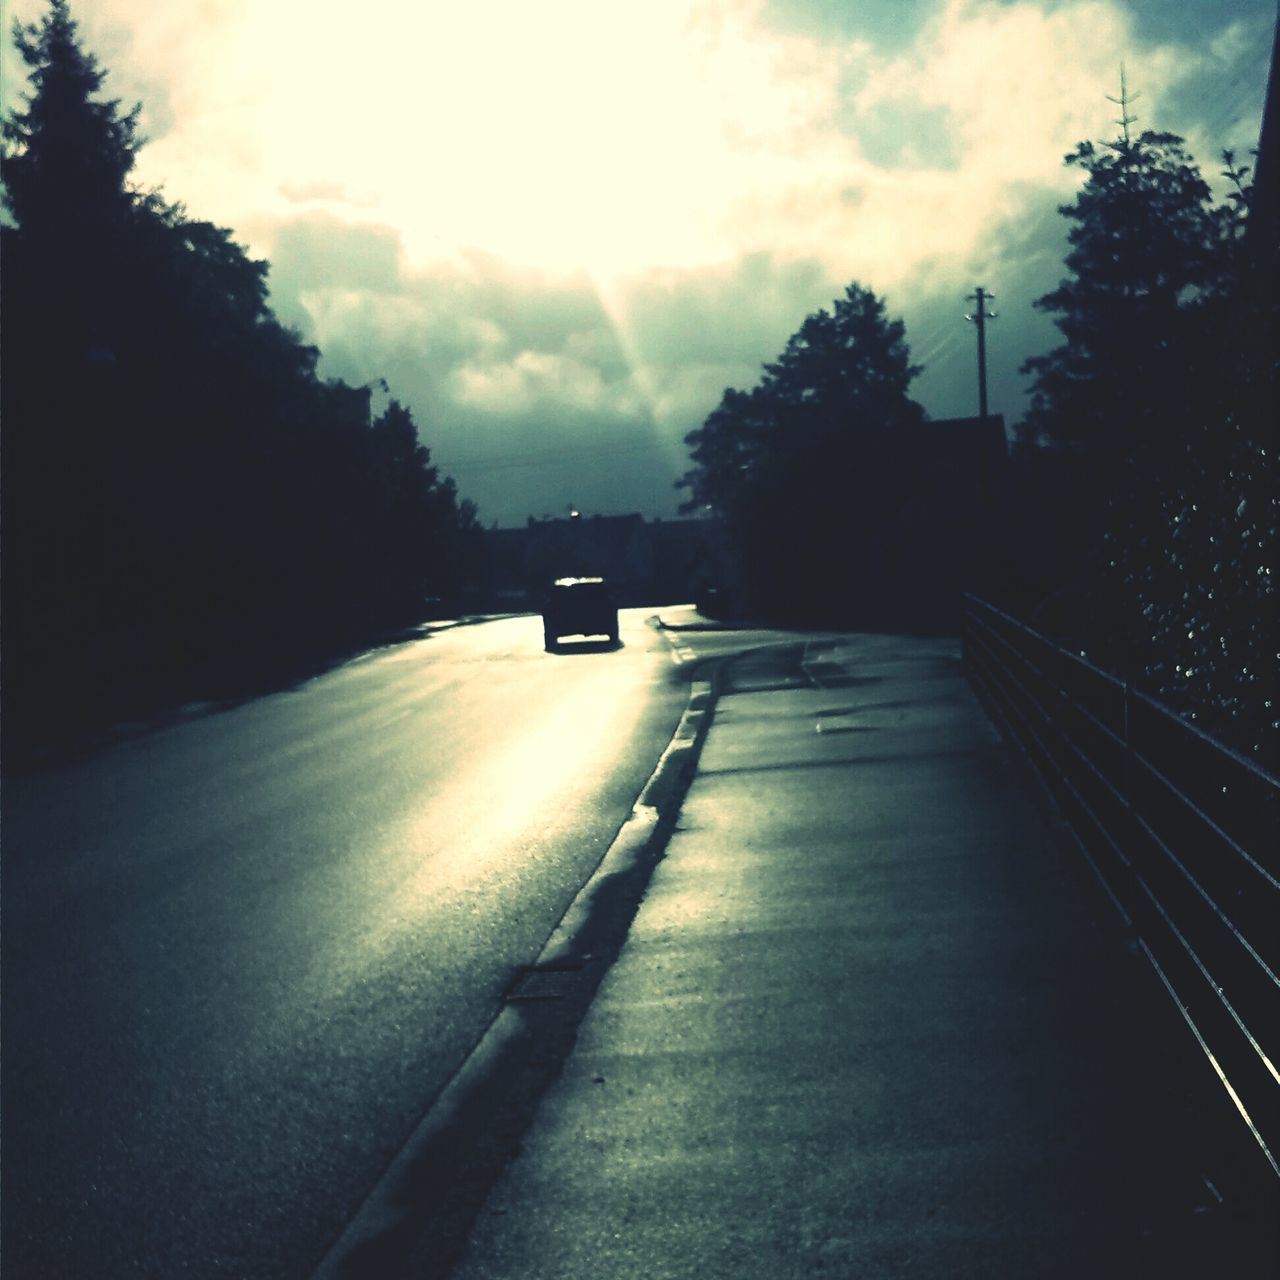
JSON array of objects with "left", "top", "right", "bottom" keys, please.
[{"left": 542, "top": 577, "right": 619, "bottom": 649}]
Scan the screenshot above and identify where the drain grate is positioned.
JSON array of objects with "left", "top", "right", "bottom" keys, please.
[
  {"left": 505, "top": 960, "right": 587, "bottom": 1002},
  {"left": 801, "top": 660, "right": 880, "bottom": 689}
]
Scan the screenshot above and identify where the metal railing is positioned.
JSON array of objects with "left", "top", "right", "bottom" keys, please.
[{"left": 962, "top": 594, "right": 1280, "bottom": 1181}]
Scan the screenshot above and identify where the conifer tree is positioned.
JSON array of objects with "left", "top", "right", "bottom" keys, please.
[
  {"left": 2, "top": 3, "right": 484, "bottom": 753},
  {"left": 3, "top": 0, "right": 140, "bottom": 354},
  {"left": 1019, "top": 126, "right": 1224, "bottom": 462}
]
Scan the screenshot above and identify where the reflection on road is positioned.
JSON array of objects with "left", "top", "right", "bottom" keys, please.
[
  {"left": 377, "top": 651, "right": 649, "bottom": 948},
  {"left": 1, "top": 609, "right": 683, "bottom": 1280}
]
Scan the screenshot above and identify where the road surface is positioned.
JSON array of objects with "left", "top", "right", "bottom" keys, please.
[{"left": 1, "top": 609, "right": 688, "bottom": 1278}]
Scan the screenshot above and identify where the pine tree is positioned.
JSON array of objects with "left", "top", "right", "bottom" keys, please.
[
  {"left": 1019, "top": 127, "right": 1224, "bottom": 462},
  {"left": 1, "top": 1, "right": 147, "bottom": 744},
  {"left": 3, "top": 0, "right": 141, "bottom": 356},
  {"left": 1, "top": 3, "right": 485, "bottom": 753}
]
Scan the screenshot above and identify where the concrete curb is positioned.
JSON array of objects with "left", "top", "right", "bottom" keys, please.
[
  {"left": 653, "top": 616, "right": 744, "bottom": 633},
  {"left": 538, "top": 678, "right": 714, "bottom": 966},
  {"left": 309, "top": 656, "right": 721, "bottom": 1280}
]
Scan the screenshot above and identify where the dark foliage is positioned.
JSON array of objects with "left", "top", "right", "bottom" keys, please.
[
  {"left": 1011, "top": 122, "right": 1277, "bottom": 768},
  {"left": 1, "top": 2, "right": 483, "bottom": 757},
  {"left": 1020, "top": 129, "right": 1240, "bottom": 470},
  {"left": 678, "top": 283, "right": 926, "bottom": 618}
]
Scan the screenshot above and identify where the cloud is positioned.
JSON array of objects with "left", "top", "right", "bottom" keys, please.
[
  {"left": 452, "top": 349, "right": 643, "bottom": 418},
  {"left": 278, "top": 180, "right": 380, "bottom": 208},
  {"left": 269, "top": 216, "right": 404, "bottom": 293},
  {"left": 256, "top": 222, "right": 666, "bottom": 518},
  {"left": 254, "top": 215, "right": 859, "bottom": 520},
  {"left": 231, "top": 0, "right": 1273, "bottom": 521},
  {"left": 3, "top": 0, "right": 1272, "bottom": 524}
]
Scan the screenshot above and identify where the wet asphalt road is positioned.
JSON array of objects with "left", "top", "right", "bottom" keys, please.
[{"left": 1, "top": 610, "right": 687, "bottom": 1278}]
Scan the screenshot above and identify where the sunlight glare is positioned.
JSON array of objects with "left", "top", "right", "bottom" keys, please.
[
  {"left": 234, "top": 0, "right": 762, "bottom": 273},
  {"left": 365, "top": 652, "right": 649, "bottom": 953}
]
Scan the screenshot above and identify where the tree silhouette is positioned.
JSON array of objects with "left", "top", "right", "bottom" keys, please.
[
  {"left": 1020, "top": 129, "right": 1231, "bottom": 464},
  {"left": 679, "top": 283, "right": 925, "bottom": 616},
  {"left": 2, "top": 0, "right": 137, "bottom": 330},
  {"left": 2, "top": 1, "right": 482, "bottom": 758},
  {"left": 1012, "top": 110, "right": 1276, "bottom": 765}
]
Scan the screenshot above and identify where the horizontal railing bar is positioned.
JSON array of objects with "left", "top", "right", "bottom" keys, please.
[
  {"left": 1132, "top": 754, "right": 1280, "bottom": 894},
  {"left": 966, "top": 655, "right": 1136, "bottom": 926},
  {"left": 963, "top": 595, "right": 1128, "bottom": 691},
  {"left": 1132, "top": 809, "right": 1280, "bottom": 993},
  {"left": 962, "top": 595, "right": 1280, "bottom": 1180},
  {"left": 979, "top": 653, "right": 1132, "bottom": 867},
  {"left": 967, "top": 600, "right": 1277, "bottom": 875},
  {"left": 970, "top": 613, "right": 1129, "bottom": 757},
  {"left": 1009, "top": 677, "right": 1129, "bottom": 812},
  {"left": 966, "top": 596, "right": 1278, "bottom": 795},
  {"left": 1138, "top": 935, "right": 1280, "bottom": 1180},
  {"left": 965, "top": 610, "right": 1078, "bottom": 698},
  {"left": 1131, "top": 685, "right": 1280, "bottom": 796},
  {"left": 967, "top": 612, "right": 1054, "bottom": 691},
  {"left": 966, "top": 631, "right": 1121, "bottom": 821},
  {"left": 1128, "top": 848, "right": 1280, "bottom": 1088},
  {"left": 964, "top": 626, "right": 1055, "bottom": 719},
  {"left": 1058, "top": 693, "right": 1128, "bottom": 755},
  {"left": 969, "top": 613, "right": 1275, "bottom": 967}
]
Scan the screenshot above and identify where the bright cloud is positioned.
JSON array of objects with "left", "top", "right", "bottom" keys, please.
[
  {"left": 2, "top": 0, "right": 1271, "bottom": 524},
  {"left": 453, "top": 348, "right": 645, "bottom": 419}
]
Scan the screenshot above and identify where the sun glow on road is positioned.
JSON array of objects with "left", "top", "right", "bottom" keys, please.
[{"left": 370, "top": 651, "right": 650, "bottom": 945}]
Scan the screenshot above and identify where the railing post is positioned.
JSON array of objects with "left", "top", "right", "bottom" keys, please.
[{"left": 1123, "top": 681, "right": 1135, "bottom": 861}]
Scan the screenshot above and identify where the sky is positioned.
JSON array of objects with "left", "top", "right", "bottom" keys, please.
[{"left": 3, "top": 0, "right": 1274, "bottom": 526}]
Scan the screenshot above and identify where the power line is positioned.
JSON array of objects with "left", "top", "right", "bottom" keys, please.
[{"left": 440, "top": 436, "right": 672, "bottom": 475}]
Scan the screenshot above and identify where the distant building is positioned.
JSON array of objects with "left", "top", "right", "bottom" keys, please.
[
  {"left": 484, "top": 512, "right": 717, "bottom": 608},
  {"left": 483, "top": 416, "right": 1008, "bottom": 617}
]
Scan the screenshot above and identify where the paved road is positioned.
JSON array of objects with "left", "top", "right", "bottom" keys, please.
[{"left": 1, "top": 610, "right": 687, "bottom": 1278}]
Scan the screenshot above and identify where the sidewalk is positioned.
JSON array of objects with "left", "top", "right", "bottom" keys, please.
[{"left": 447, "top": 631, "right": 1275, "bottom": 1279}]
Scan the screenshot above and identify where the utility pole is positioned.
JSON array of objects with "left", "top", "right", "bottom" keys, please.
[{"left": 965, "top": 287, "right": 996, "bottom": 420}]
